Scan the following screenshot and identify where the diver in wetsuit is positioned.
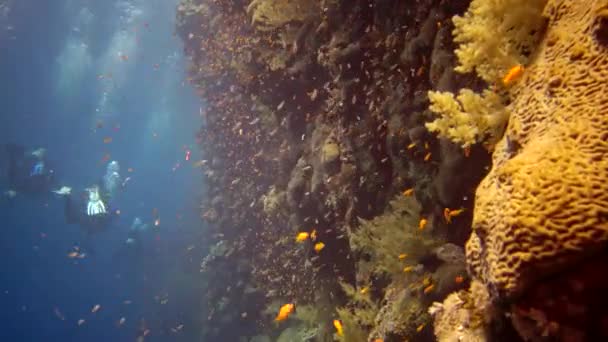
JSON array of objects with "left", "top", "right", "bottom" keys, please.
[
  {"left": 62, "top": 184, "right": 116, "bottom": 235},
  {"left": 5, "top": 144, "right": 56, "bottom": 195},
  {"left": 59, "top": 160, "right": 123, "bottom": 235}
]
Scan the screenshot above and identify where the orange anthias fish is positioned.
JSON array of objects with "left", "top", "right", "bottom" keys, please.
[
  {"left": 443, "top": 208, "right": 466, "bottom": 223},
  {"left": 333, "top": 319, "right": 344, "bottom": 336},
  {"left": 310, "top": 229, "right": 317, "bottom": 241},
  {"left": 295, "top": 232, "right": 309, "bottom": 243},
  {"left": 314, "top": 242, "right": 325, "bottom": 253},
  {"left": 418, "top": 218, "right": 428, "bottom": 230},
  {"left": 402, "top": 188, "right": 414, "bottom": 197},
  {"left": 502, "top": 64, "right": 525, "bottom": 86},
  {"left": 275, "top": 303, "right": 295, "bottom": 322}
]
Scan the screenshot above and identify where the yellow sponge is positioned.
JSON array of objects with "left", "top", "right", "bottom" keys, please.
[{"left": 467, "top": 0, "right": 608, "bottom": 297}]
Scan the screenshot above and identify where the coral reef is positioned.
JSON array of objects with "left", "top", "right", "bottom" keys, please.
[{"left": 175, "top": 0, "right": 494, "bottom": 340}]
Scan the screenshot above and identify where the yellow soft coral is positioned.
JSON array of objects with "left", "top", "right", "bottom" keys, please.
[
  {"left": 426, "top": 0, "right": 546, "bottom": 147},
  {"left": 452, "top": 0, "right": 548, "bottom": 83},
  {"left": 426, "top": 89, "right": 508, "bottom": 147},
  {"left": 246, "top": 0, "right": 318, "bottom": 31}
]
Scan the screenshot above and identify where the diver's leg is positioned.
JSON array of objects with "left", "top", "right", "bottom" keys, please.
[{"left": 64, "top": 195, "right": 79, "bottom": 224}]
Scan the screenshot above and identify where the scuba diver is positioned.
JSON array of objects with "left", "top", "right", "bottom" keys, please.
[
  {"left": 55, "top": 160, "right": 123, "bottom": 235},
  {"left": 103, "top": 160, "right": 122, "bottom": 198},
  {"left": 4, "top": 143, "right": 56, "bottom": 195},
  {"left": 125, "top": 216, "right": 149, "bottom": 247},
  {"left": 59, "top": 184, "right": 115, "bottom": 235}
]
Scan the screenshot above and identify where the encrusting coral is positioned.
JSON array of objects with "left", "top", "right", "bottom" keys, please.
[
  {"left": 468, "top": 0, "right": 608, "bottom": 300},
  {"left": 433, "top": 0, "right": 608, "bottom": 340}
]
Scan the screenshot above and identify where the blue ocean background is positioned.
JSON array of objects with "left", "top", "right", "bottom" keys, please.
[{"left": 0, "top": 0, "right": 206, "bottom": 340}]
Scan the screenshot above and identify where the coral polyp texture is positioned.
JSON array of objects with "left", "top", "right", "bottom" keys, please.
[{"left": 468, "top": 0, "right": 608, "bottom": 300}]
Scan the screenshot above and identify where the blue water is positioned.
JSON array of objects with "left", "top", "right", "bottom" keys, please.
[{"left": 0, "top": 1, "right": 205, "bottom": 340}]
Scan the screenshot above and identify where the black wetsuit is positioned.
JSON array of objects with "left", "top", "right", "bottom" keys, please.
[
  {"left": 6, "top": 144, "right": 55, "bottom": 194},
  {"left": 64, "top": 188, "right": 115, "bottom": 235}
]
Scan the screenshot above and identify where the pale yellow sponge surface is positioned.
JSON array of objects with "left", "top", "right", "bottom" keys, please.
[{"left": 467, "top": 0, "right": 608, "bottom": 298}]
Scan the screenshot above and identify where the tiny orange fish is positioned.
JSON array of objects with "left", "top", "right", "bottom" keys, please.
[
  {"left": 402, "top": 188, "right": 414, "bottom": 197},
  {"left": 502, "top": 64, "right": 524, "bottom": 86},
  {"left": 403, "top": 266, "right": 414, "bottom": 273},
  {"left": 398, "top": 253, "right": 408, "bottom": 260},
  {"left": 314, "top": 242, "right": 325, "bottom": 253},
  {"left": 444, "top": 208, "right": 466, "bottom": 223},
  {"left": 423, "top": 284, "right": 435, "bottom": 294},
  {"left": 360, "top": 287, "right": 369, "bottom": 294},
  {"left": 418, "top": 218, "right": 428, "bottom": 230},
  {"left": 333, "top": 319, "right": 344, "bottom": 336},
  {"left": 295, "top": 232, "right": 309, "bottom": 242},
  {"left": 416, "top": 323, "right": 426, "bottom": 332},
  {"left": 455, "top": 275, "right": 465, "bottom": 284},
  {"left": 275, "top": 303, "right": 295, "bottom": 322},
  {"left": 407, "top": 142, "right": 417, "bottom": 150},
  {"left": 310, "top": 229, "right": 317, "bottom": 241},
  {"left": 423, "top": 152, "right": 431, "bottom": 161}
]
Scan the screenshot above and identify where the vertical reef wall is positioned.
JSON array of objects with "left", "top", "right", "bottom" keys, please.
[{"left": 176, "top": 0, "right": 608, "bottom": 341}]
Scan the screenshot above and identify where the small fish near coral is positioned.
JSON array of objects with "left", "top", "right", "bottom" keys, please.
[
  {"left": 418, "top": 218, "right": 428, "bottom": 230},
  {"left": 295, "top": 232, "right": 309, "bottom": 242},
  {"left": 333, "top": 319, "right": 344, "bottom": 336},
  {"left": 274, "top": 303, "right": 295, "bottom": 322},
  {"left": 443, "top": 208, "right": 466, "bottom": 223},
  {"left": 502, "top": 64, "right": 525, "bottom": 86}
]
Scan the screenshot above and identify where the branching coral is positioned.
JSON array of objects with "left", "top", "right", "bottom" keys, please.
[
  {"left": 335, "top": 282, "right": 378, "bottom": 342},
  {"left": 350, "top": 195, "right": 442, "bottom": 278},
  {"left": 452, "top": 0, "right": 548, "bottom": 83},
  {"left": 246, "top": 0, "right": 318, "bottom": 31},
  {"left": 426, "top": 89, "right": 508, "bottom": 147}
]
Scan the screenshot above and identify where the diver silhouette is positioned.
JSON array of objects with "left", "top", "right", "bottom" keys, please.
[{"left": 4, "top": 143, "right": 56, "bottom": 195}]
